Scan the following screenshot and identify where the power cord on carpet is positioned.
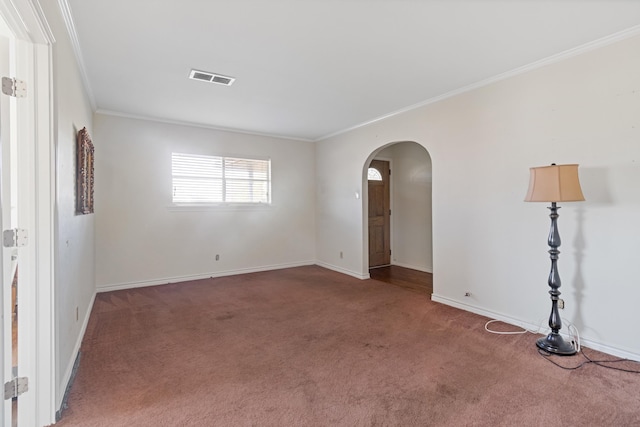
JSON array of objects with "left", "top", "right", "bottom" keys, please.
[
  {"left": 484, "top": 319, "right": 640, "bottom": 373},
  {"left": 484, "top": 318, "right": 579, "bottom": 349},
  {"left": 484, "top": 318, "right": 546, "bottom": 335},
  {"left": 538, "top": 348, "right": 640, "bottom": 374},
  {"left": 566, "top": 320, "right": 580, "bottom": 353}
]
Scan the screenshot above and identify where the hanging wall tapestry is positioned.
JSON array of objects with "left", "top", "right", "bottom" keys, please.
[{"left": 76, "top": 127, "right": 95, "bottom": 214}]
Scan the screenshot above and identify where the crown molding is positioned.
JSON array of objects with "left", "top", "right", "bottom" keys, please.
[
  {"left": 317, "top": 24, "right": 640, "bottom": 142},
  {"left": 95, "top": 109, "right": 315, "bottom": 143}
]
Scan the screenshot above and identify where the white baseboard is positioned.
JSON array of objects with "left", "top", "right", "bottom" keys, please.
[
  {"left": 315, "top": 261, "right": 369, "bottom": 280},
  {"left": 96, "top": 260, "right": 316, "bottom": 293},
  {"left": 431, "top": 293, "right": 640, "bottom": 362},
  {"left": 575, "top": 337, "right": 640, "bottom": 362},
  {"left": 431, "top": 293, "right": 538, "bottom": 330},
  {"left": 391, "top": 261, "right": 433, "bottom": 273},
  {"left": 57, "top": 291, "right": 96, "bottom": 411}
]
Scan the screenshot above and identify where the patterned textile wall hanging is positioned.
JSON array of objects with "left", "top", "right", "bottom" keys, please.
[{"left": 76, "top": 127, "right": 94, "bottom": 215}]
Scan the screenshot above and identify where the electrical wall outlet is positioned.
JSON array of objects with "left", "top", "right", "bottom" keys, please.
[{"left": 558, "top": 299, "right": 564, "bottom": 309}]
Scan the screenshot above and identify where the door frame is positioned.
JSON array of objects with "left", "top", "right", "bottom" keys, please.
[
  {"left": 0, "top": 1, "right": 55, "bottom": 425},
  {"left": 364, "top": 155, "right": 393, "bottom": 270},
  {"left": 0, "top": 16, "right": 13, "bottom": 425},
  {"left": 367, "top": 157, "right": 392, "bottom": 268}
]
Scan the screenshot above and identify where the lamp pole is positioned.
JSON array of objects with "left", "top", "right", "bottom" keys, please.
[{"left": 536, "top": 202, "right": 576, "bottom": 355}]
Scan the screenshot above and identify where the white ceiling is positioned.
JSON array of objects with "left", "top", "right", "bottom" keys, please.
[{"left": 64, "top": 0, "right": 640, "bottom": 141}]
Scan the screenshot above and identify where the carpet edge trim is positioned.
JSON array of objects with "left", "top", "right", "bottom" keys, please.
[{"left": 390, "top": 261, "right": 433, "bottom": 273}]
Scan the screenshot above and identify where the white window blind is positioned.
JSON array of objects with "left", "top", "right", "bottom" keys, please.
[{"left": 172, "top": 153, "right": 271, "bottom": 204}]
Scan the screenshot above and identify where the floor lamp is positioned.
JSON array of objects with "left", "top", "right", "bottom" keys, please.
[{"left": 525, "top": 163, "right": 584, "bottom": 355}]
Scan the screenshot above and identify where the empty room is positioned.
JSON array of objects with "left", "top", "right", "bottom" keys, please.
[{"left": 1, "top": 1, "right": 639, "bottom": 426}]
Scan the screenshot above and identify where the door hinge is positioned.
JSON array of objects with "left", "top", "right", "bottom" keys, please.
[
  {"left": 4, "top": 377, "right": 28, "bottom": 400},
  {"left": 389, "top": 209, "right": 391, "bottom": 216},
  {"left": 2, "top": 77, "right": 26, "bottom": 98},
  {"left": 3, "top": 229, "right": 28, "bottom": 247}
]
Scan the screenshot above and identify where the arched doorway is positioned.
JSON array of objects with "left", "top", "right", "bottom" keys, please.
[{"left": 363, "top": 141, "right": 433, "bottom": 294}]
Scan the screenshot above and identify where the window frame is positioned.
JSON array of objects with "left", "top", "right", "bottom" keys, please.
[{"left": 170, "top": 152, "right": 272, "bottom": 208}]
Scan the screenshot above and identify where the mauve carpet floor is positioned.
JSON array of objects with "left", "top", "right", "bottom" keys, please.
[{"left": 55, "top": 266, "right": 640, "bottom": 426}]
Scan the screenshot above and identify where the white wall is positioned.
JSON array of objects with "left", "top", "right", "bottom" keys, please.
[
  {"left": 94, "top": 114, "right": 316, "bottom": 290},
  {"left": 316, "top": 33, "right": 640, "bottom": 359},
  {"left": 375, "top": 142, "right": 433, "bottom": 272},
  {"left": 39, "top": 0, "right": 96, "bottom": 411}
]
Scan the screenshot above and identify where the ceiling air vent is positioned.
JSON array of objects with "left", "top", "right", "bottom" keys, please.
[{"left": 189, "top": 69, "right": 235, "bottom": 86}]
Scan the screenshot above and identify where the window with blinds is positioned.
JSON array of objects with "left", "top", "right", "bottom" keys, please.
[{"left": 172, "top": 153, "right": 271, "bottom": 204}]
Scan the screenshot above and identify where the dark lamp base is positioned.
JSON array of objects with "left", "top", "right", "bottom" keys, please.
[{"left": 536, "top": 332, "right": 577, "bottom": 356}]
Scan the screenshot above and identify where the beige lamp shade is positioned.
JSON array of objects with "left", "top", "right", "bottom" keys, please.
[{"left": 524, "top": 164, "right": 585, "bottom": 202}]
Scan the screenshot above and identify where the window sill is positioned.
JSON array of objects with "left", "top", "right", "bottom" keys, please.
[{"left": 167, "top": 203, "right": 273, "bottom": 212}]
